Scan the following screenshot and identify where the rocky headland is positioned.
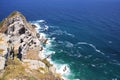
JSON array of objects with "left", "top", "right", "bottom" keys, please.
[{"left": 0, "top": 11, "right": 63, "bottom": 80}]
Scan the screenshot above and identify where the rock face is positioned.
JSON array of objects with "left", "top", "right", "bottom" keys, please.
[
  {"left": 0, "top": 11, "right": 40, "bottom": 59},
  {"left": 0, "top": 11, "right": 62, "bottom": 80},
  {"left": 0, "top": 57, "right": 5, "bottom": 70}
]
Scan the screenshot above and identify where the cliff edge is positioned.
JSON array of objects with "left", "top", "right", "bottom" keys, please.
[{"left": 0, "top": 11, "right": 63, "bottom": 80}]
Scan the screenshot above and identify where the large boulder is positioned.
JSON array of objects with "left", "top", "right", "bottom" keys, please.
[
  {"left": 23, "top": 59, "right": 46, "bottom": 70},
  {"left": 0, "top": 57, "right": 5, "bottom": 70}
]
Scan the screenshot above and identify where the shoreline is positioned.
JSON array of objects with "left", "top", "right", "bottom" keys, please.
[
  {"left": 32, "top": 20, "right": 71, "bottom": 80},
  {"left": 0, "top": 11, "right": 66, "bottom": 80}
]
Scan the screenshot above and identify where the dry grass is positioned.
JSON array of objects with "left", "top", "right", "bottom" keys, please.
[
  {"left": 29, "top": 69, "right": 62, "bottom": 80},
  {"left": 0, "top": 49, "right": 4, "bottom": 54},
  {"left": 0, "top": 11, "right": 63, "bottom": 80},
  {"left": 0, "top": 38, "right": 3, "bottom": 41},
  {"left": 25, "top": 49, "right": 40, "bottom": 60},
  {"left": 0, "top": 35, "right": 5, "bottom": 42},
  {"left": 1, "top": 57, "right": 28, "bottom": 80},
  {"left": 0, "top": 19, "right": 5, "bottom": 29},
  {"left": 0, "top": 53, "right": 62, "bottom": 80},
  {"left": 7, "top": 11, "right": 19, "bottom": 19},
  {"left": 41, "top": 58, "right": 53, "bottom": 68}
]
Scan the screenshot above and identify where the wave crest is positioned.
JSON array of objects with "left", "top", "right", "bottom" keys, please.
[
  {"left": 30, "top": 20, "right": 72, "bottom": 80},
  {"left": 77, "top": 42, "right": 105, "bottom": 55}
]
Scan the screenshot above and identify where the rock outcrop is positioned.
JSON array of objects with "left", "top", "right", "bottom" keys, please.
[{"left": 0, "top": 11, "right": 63, "bottom": 80}]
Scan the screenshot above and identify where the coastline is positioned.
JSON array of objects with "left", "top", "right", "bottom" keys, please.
[
  {"left": 0, "top": 11, "right": 65, "bottom": 80},
  {"left": 31, "top": 20, "right": 71, "bottom": 80}
]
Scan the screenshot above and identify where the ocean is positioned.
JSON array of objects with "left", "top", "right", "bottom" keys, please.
[{"left": 0, "top": 0, "right": 120, "bottom": 80}]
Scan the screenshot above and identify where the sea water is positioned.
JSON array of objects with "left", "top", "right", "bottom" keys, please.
[{"left": 0, "top": 0, "right": 120, "bottom": 80}]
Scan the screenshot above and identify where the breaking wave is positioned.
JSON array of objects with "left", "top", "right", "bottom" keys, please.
[
  {"left": 30, "top": 20, "right": 72, "bottom": 80},
  {"left": 30, "top": 20, "right": 49, "bottom": 32}
]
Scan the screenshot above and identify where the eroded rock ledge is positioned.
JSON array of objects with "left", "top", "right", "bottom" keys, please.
[{"left": 0, "top": 11, "right": 63, "bottom": 80}]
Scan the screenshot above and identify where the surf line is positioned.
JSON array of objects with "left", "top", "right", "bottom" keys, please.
[{"left": 31, "top": 20, "right": 72, "bottom": 80}]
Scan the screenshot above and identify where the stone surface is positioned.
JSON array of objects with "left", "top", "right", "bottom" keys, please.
[
  {"left": 0, "top": 11, "right": 63, "bottom": 80},
  {"left": 23, "top": 59, "right": 46, "bottom": 70},
  {"left": 0, "top": 57, "right": 5, "bottom": 70}
]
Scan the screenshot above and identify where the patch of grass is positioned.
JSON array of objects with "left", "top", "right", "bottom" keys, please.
[
  {"left": 1, "top": 57, "right": 62, "bottom": 80},
  {"left": 26, "top": 49, "right": 39, "bottom": 60},
  {"left": 32, "top": 70, "right": 62, "bottom": 80},
  {"left": 7, "top": 11, "right": 19, "bottom": 18},
  {"left": 38, "top": 67, "right": 47, "bottom": 73},
  {"left": 41, "top": 59, "right": 53, "bottom": 68},
  {"left": 0, "top": 19, "right": 5, "bottom": 29},
  {"left": 39, "top": 67, "right": 45, "bottom": 71},
  {"left": 0, "top": 49, "right": 4, "bottom": 54},
  {"left": 1, "top": 57, "right": 28, "bottom": 80},
  {"left": 0, "top": 38, "right": 3, "bottom": 41},
  {"left": 27, "top": 76, "right": 37, "bottom": 80}
]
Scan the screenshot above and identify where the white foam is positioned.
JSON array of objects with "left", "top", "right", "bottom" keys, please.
[
  {"left": 40, "top": 33, "right": 46, "bottom": 39},
  {"left": 33, "top": 23, "right": 42, "bottom": 33},
  {"left": 50, "top": 30, "right": 75, "bottom": 38},
  {"left": 64, "top": 31, "right": 75, "bottom": 37},
  {"left": 78, "top": 54, "right": 82, "bottom": 58},
  {"left": 30, "top": 20, "right": 72, "bottom": 80},
  {"left": 78, "top": 42, "right": 105, "bottom": 55},
  {"left": 43, "top": 39, "right": 72, "bottom": 80},
  {"left": 44, "top": 25, "right": 49, "bottom": 31},
  {"left": 36, "top": 20, "right": 46, "bottom": 23},
  {"left": 30, "top": 20, "right": 48, "bottom": 32},
  {"left": 91, "top": 64, "right": 96, "bottom": 67},
  {"left": 108, "top": 41, "right": 112, "bottom": 44},
  {"left": 47, "top": 58, "right": 71, "bottom": 80},
  {"left": 49, "top": 25, "right": 59, "bottom": 29},
  {"left": 112, "top": 78, "right": 118, "bottom": 80},
  {"left": 74, "top": 79, "right": 80, "bottom": 80},
  {"left": 57, "top": 41, "right": 74, "bottom": 48},
  {"left": 65, "top": 41, "right": 74, "bottom": 48},
  {"left": 40, "top": 38, "right": 55, "bottom": 58},
  {"left": 43, "top": 36, "right": 72, "bottom": 80}
]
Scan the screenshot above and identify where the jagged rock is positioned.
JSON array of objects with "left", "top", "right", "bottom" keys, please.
[
  {"left": 0, "top": 11, "right": 63, "bottom": 80},
  {"left": 0, "top": 57, "right": 5, "bottom": 70},
  {"left": 0, "top": 34, "right": 8, "bottom": 70},
  {"left": 49, "top": 66, "right": 56, "bottom": 74}
]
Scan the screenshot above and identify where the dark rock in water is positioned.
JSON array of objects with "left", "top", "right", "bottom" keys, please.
[{"left": 31, "top": 24, "right": 37, "bottom": 28}]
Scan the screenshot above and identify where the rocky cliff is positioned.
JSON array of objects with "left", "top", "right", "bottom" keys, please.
[{"left": 0, "top": 11, "right": 63, "bottom": 80}]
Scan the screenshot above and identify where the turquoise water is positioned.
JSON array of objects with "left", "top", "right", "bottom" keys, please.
[{"left": 0, "top": 0, "right": 120, "bottom": 80}]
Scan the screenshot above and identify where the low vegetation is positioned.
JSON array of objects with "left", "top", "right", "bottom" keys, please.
[
  {"left": 0, "top": 57, "right": 28, "bottom": 80},
  {"left": 0, "top": 11, "right": 63, "bottom": 80},
  {"left": 0, "top": 19, "right": 5, "bottom": 29},
  {"left": 7, "top": 11, "right": 18, "bottom": 18},
  {"left": 41, "top": 58, "right": 53, "bottom": 68},
  {"left": 0, "top": 49, "right": 4, "bottom": 54}
]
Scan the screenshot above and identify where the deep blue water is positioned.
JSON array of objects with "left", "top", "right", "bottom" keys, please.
[{"left": 0, "top": 0, "right": 120, "bottom": 80}]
